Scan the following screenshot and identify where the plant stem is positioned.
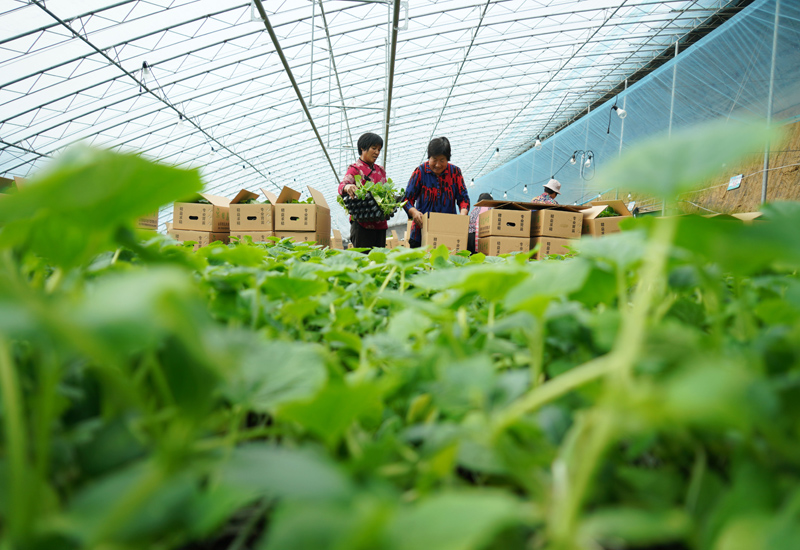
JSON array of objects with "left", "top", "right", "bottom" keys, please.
[{"left": 0, "top": 336, "right": 32, "bottom": 540}]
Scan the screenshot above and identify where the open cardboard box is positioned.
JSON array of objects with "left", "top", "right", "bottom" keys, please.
[
  {"left": 385, "top": 229, "right": 401, "bottom": 249},
  {"left": 731, "top": 211, "right": 763, "bottom": 223},
  {"left": 267, "top": 185, "right": 330, "bottom": 234},
  {"left": 173, "top": 193, "right": 231, "bottom": 232},
  {"left": 230, "top": 188, "right": 273, "bottom": 231},
  {"left": 0, "top": 176, "right": 27, "bottom": 197},
  {"left": 331, "top": 228, "right": 344, "bottom": 249},
  {"left": 582, "top": 200, "right": 632, "bottom": 237}
]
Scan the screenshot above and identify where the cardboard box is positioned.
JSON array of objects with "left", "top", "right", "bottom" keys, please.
[
  {"left": 582, "top": 200, "right": 633, "bottom": 236},
  {"left": 274, "top": 229, "right": 331, "bottom": 248},
  {"left": 0, "top": 176, "right": 26, "bottom": 196},
  {"left": 531, "top": 237, "right": 577, "bottom": 260},
  {"left": 230, "top": 231, "right": 275, "bottom": 242},
  {"left": 268, "top": 186, "right": 331, "bottom": 234},
  {"left": 531, "top": 209, "right": 582, "bottom": 239},
  {"left": 478, "top": 236, "right": 531, "bottom": 256},
  {"left": 421, "top": 212, "right": 469, "bottom": 252},
  {"left": 385, "top": 230, "right": 402, "bottom": 249},
  {"left": 167, "top": 229, "right": 229, "bottom": 251},
  {"left": 173, "top": 193, "right": 231, "bottom": 232},
  {"left": 166, "top": 222, "right": 173, "bottom": 231},
  {"left": 732, "top": 212, "right": 763, "bottom": 223},
  {"left": 136, "top": 212, "right": 159, "bottom": 230},
  {"left": 478, "top": 204, "right": 531, "bottom": 238},
  {"left": 331, "top": 229, "right": 344, "bottom": 249},
  {"left": 425, "top": 233, "right": 468, "bottom": 252},
  {"left": 230, "top": 188, "right": 273, "bottom": 231}
]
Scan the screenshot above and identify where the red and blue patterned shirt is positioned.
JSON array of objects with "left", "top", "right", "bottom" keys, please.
[
  {"left": 338, "top": 158, "right": 388, "bottom": 230},
  {"left": 533, "top": 192, "right": 559, "bottom": 205},
  {"left": 403, "top": 162, "right": 470, "bottom": 242}
]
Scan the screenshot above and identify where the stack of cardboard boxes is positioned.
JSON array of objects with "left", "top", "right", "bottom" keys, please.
[
  {"left": 475, "top": 201, "right": 582, "bottom": 259},
  {"left": 530, "top": 205, "right": 582, "bottom": 258},
  {"left": 168, "top": 193, "right": 231, "bottom": 250},
  {"left": 477, "top": 203, "right": 531, "bottom": 255}
]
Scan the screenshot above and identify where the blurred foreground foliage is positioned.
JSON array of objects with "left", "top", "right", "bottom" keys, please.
[{"left": 0, "top": 125, "right": 799, "bottom": 550}]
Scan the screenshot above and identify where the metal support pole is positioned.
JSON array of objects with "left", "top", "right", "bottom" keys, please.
[
  {"left": 310, "top": 0, "right": 315, "bottom": 103},
  {"left": 616, "top": 79, "right": 627, "bottom": 200},
  {"left": 382, "top": 0, "right": 401, "bottom": 168},
  {"left": 762, "top": 0, "right": 780, "bottom": 205},
  {"left": 252, "top": 0, "right": 339, "bottom": 182},
  {"left": 317, "top": 0, "right": 355, "bottom": 159},
  {"left": 666, "top": 41, "right": 678, "bottom": 216}
]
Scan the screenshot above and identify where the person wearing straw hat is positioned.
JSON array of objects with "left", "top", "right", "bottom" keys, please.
[{"left": 534, "top": 179, "right": 561, "bottom": 205}]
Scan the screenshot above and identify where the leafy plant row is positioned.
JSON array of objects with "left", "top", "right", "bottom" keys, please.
[{"left": 0, "top": 120, "right": 798, "bottom": 550}]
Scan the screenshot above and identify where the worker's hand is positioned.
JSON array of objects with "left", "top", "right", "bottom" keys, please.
[
  {"left": 460, "top": 208, "right": 468, "bottom": 215},
  {"left": 343, "top": 183, "right": 357, "bottom": 198},
  {"left": 410, "top": 208, "right": 425, "bottom": 228}
]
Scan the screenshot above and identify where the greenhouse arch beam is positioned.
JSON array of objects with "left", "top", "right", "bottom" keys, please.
[
  {"left": 252, "top": 0, "right": 340, "bottom": 183},
  {"left": 25, "top": 0, "right": 273, "bottom": 185},
  {"left": 316, "top": 0, "right": 355, "bottom": 162},
  {"left": 25, "top": 60, "right": 636, "bottom": 162},
  {"left": 383, "top": 0, "right": 401, "bottom": 168}
]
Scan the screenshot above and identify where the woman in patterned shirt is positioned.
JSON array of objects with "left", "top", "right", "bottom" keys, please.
[
  {"left": 403, "top": 137, "right": 471, "bottom": 248},
  {"left": 533, "top": 179, "right": 561, "bottom": 205},
  {"left": 338, "top": 132, "right": 388, "bottom": 249}
]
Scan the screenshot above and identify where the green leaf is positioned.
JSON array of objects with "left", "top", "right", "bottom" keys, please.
[
  {"left": 222, "top": 339, "right": 327, "bottom": 412},
  {"left": 0, "top": 146, "right": 201, "bottom": 267},
  {"left": 385, "top": 491, "right": 521, "bottom": 550},
  {"left": 579, "top": 507, "right": 691, "bottom": 547},
  {"left": 279, "top": 382, "right": 383, "bottom": 445},
  {"left": 217, "top": 443, "right": 353, "bottom": 501}
]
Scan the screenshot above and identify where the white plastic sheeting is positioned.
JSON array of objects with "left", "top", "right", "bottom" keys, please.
[
  {"left": 0, "top": 0, "right": 747, "bottom": 231},
  {"left": 476, "top": 0, "right": 800, "bottom": 206}
]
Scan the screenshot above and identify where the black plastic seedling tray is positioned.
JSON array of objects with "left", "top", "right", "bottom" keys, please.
[{"left": 342, "top": 193, "right": 402, "bottom": 223}]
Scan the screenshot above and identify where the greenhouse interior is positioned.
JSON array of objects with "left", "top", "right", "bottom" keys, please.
[{"left": 1, "top": 0, "right": 800, "bottom": 549}]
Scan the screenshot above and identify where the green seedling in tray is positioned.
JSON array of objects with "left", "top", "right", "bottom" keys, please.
[{"left": 597, "top": 205, "right": 619, "bottom": 218}]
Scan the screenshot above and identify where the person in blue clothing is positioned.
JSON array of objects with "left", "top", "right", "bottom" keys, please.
[{"left": 403, "top": 136, "right": 471, "bottom": 248}]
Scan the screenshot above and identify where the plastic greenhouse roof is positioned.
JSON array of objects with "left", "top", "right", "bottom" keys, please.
[{"left": 0, "top": 0, "right": 747, "bottom": 232}]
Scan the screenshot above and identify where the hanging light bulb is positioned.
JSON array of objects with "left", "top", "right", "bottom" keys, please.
[
  {"left": 534, "top": 136, "right": 542, "bottom": 150},
  {"left": 210, "top": 146, "right": 216, "bottom": 156},
  {"left": 570, "top": 154, "right": 576, "bottom": 165},
  {"left": 613, "top": 105, "right": 627, "bottom": 119},
  {"left": 503, "top": 191, "right": 507, "bottom": 199},
  {"left": 523, "top": 184, "right": 528, "bottom": 194},
  {"left": 142, "top": 61, "right": 151, "bottom": 76},
  {"left": 493, "top": 148, "right": 500, "bottom": 159},
  {"left": 469, "top": 178, "right": 475, "bottom": 188},
  {"left": 177, "top": 114, "right": 185, "bottom": 128},
  {"left": 584, "top": 157, "right": 592, "bottom": 168}
]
